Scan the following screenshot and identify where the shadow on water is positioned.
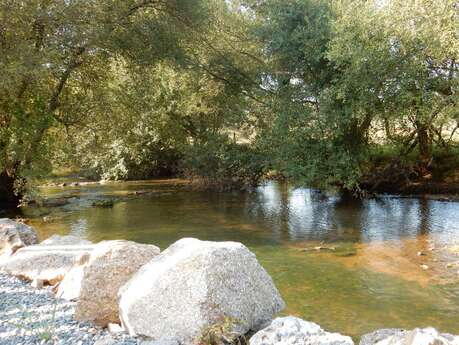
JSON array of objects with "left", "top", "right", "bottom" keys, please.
[{"left": 19, "top": 180, "right": 459, "bottom": 339}]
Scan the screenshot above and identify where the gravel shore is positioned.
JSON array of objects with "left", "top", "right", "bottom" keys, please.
[{"left": 0, "top": 273, "right": 140, "bottom": 345}]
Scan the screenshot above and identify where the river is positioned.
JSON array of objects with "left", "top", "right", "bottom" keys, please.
[{"left": 14, "top": 179, "right": 459, "bottom": 338}]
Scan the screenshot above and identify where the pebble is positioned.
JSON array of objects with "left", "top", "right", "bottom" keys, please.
[
  {"left": 0, "top": 273, "right": 141, "bottom": 345},
  {"left": 108, "top": 324, "right": 124, "bottom": 334}
]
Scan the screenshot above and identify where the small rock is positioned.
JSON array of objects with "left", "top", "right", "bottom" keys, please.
[
  {"left": 360, "top": 327, "right": 459, "bottom": 345},
  {"left": 56, "top": 264, "right": 85, "bottom": 300},
  {"left": 108, "top": 323, "right": 124, "bottom": 334},
  {"left": 417, "top": 251, "right": 426, "bottom": 256},
  {"left": 133, "top": 191, "right": 148, "bottom": 195},
  {"left": 359, "top": 329, "right": 406, "bottom": 345},
  {"left": 31, "top": 278, "right": 44, "bottom": 288},
  {"left": 141, "top": 337, "right": 180, "bottom": 345},
  {"left": 420, "top": 264, "right": 429, "bottom": 270},
  {"left": 250, "top": 316, "right": 353, "bottom": 345},
  {"left": 94, "top": 336, "right": 116, "bottom": 345}
]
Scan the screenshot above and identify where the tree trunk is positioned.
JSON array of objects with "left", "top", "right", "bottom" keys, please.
[
  {"left": 0, "top": 168, "right": 21, "bottom": 208},
  {"left": 415, "top": 121, "right": 432, "bottom": 173}
]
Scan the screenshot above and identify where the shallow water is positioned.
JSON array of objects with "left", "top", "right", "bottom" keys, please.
[{"left": 19, "top": 180, "right": 459, "bottom": 339}]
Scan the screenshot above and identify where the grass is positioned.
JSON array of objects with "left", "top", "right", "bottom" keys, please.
[
  {"left": 13, "top": 297, "right": 59, "bottom": 343},
  {"left": 197, "top": 317, "right": 247, "bottom": 345}
]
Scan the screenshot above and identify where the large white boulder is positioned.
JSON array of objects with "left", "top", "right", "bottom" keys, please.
[
  {"left": 0, "top": 219, "right": 38, "bottom": 259},
  {"left": 72, "top": 240, "right": 160, "bottom": 326},
  {"left": 250, "top": 316, "right": 354, "bottom": 345},
  {"left": 359, "top": 328, "right": 459, "bottom": 345},
  {"left": 0, "top": 234, "right": 94, "bottom": 285},
  {"left": 119, "top": 238, "right": 285, "bottom": 344}
]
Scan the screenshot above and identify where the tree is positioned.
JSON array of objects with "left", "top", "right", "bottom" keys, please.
[
  {"left": 249, "top": 0, "right": 458, "bottom": 191},
  {"left": 328, "top": 0, "right": 458, "bottom": 174},
  {"left": 0, "top": 0, "right": 211, "bottom": 206},
  {"left": 53, "top": 0, "right": 265, "bottom": 186}
]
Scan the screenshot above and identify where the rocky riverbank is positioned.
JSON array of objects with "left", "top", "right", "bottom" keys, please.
[
  {"left": 2, "top": 218, "right": 459, "bottom": 345},
  {"left": 0, "top": 273, "right": 139, "bottom": 345}
]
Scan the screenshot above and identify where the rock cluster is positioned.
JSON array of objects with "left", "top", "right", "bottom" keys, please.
[{"left": 2, "top": 218, "right": 459, "bottom": 345}]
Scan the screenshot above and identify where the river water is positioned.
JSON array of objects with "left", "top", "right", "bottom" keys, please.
[{"left": 17, "top": 179, "right": 459, "bottom": 338}]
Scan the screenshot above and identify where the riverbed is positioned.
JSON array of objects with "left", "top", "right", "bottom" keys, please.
[{"left": 13, "top": 180, "right": 459, "bottom": 339}]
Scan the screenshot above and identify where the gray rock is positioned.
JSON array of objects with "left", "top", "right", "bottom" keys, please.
[
  {"left": 0, "top": 235, "right": 94, "bottom": 285},
  {"left": 140, "top": 337, "right": 180, "bottom": 345},
  {"left": 359, "top": 327, "right": 459, "bottom": 345},
  {"left": 0, "top": 218, "right": 38, "bottom": 259},
  {"left": 119, "top": 238, "right": 285, "bottom": 344},
  {"left": 359, "top": 329, "right": 406, "bottom": 345},
  {"left": 74, "top": 240, "right": 160, "bottom": 326},
  {"left": 56, "top": 262, "right": 86, "bottom": 300},
  {"left": 250, "top": 316, "right": 354, "bottom": 345},
  {"left": 31, "top": 278, "right": 44, "bottom": 288},
  {"left": 94, "top": 336, "right": 117, "bottom": 345},
  {"left": 108, "top": 323, "right": 124, "bottom": 334}
]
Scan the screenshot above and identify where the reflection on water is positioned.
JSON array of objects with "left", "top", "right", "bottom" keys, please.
[
  {"left": 246, "top": 183, "right": 459, "bottom": 245},
  {"left": 23, "top": 180, "right": 459, "bottom": 339}
]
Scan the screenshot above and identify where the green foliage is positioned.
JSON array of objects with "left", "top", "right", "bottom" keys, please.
[
  {"left": 1, "top": 0, "right": 457, "bottom": 203},
  {"left": 0, "top": 0, "right": 220, "bottom": 203},
  {"left": 182, "top": 136, "right": 266, "bottom": 190},
  {"left": 250, "top": 0, "right": 458, "bottom": 191}
]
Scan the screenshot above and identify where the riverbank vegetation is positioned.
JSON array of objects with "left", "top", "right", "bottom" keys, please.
[{"left": 0, "top": 0, "right": 458, "bottom": 207}]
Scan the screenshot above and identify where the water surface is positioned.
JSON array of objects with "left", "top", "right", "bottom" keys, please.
[{"left": 20, "top": 180, "right": 459, "bottom": 339}]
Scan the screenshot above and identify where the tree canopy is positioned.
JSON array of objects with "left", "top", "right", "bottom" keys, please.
[{"left": 0, "top": 0, "right": 458, "bottom": 206}]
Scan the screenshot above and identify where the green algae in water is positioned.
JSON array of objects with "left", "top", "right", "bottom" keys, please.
[{"left": 91, "top": 199, "right": 115, "bottom": 208}]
